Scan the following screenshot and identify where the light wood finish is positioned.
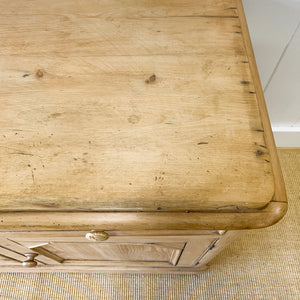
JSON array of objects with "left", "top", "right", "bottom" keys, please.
[
  {"left": 0, "top": 230, "right": 239, "bottom": 272},
  {"left": 236, "top": 0, "right": 287, "bottom": 211},
  {"left": 0, "top": 0, "right": 278, "bottom": 214},
  {"left": 196, "top": 231, "right": 242, "bottom": 267},
  {"left": 0, "top": 202, "right": 287, "bottom": 231},
  {"left": 0, "top": 247, "right": 24, "bottom": 263},
  {"left": 0, "top": 0, "right": 287, "bottom": 273},
  {"left": 0, "top": 257, "right": 20, "bottom": 266},
  {"left": 0, "top": 237, "right": 50, "bottom": 265},
  {"left": 0, "top": 0, "right": 286, "bottom": 229},
  {"left": 29, "top": 244, "right": 64, "bottom": 264},
  {"left": 0, "top": 0, "right": 237, "bottom": 18}
]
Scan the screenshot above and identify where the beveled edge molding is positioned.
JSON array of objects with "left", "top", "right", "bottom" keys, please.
[
  {"left": 0, "top": 199, "right": 287, "bottom": 231},
  {"left": 236, "top": 0, "right": 287, "bottom": 207},
  {"left": 0, "top": 1, "right": 287, "bottom": 232}
]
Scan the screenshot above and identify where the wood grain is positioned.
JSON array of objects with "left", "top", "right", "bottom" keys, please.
[
  {"left": 0, "top": 18, "right": 243, "bottom": 57},
  {"left": 0, "top": 230, "right": 223, "bottom": 270},
  {"left": 0, "top": 0, "right": 287, "bottom": 273},
  {"left": 0, "top": 201, "right": 287, "bottom": 231},
  {"left": 0, "top": 0, "right": 237, "bottom": 18},
  {"left": 0, "top": 0, "right": 286, "bottom": 228},
  {"left": 33, "top": 242, "right": 182, "bottom": 264},
  {"left": 196, "top": 230, "right": 241, "bottom": 267},
  {"left": 236, "top": 0, "right": 287, "bottom": 208},
  {"left": 0, "top": 0, "right": 274, "bottom": 212},
  {"left": 0, "top": 247, "right": 24, "bottom": 263}
]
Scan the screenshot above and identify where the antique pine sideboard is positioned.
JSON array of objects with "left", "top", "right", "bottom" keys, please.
[{"left": 0, "top": 0, "right": 287, "bottom": 272}]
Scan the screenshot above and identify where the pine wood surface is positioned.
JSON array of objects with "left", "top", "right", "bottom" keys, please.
[
  {"left": 0, "top": 0, "right": 287, "bottom": 231},
  {"left": 0, "top": 0, "right": 278, "bottom": 213},
  {"left": 0, "top": 230, "right": 239, "bottom": 272}
]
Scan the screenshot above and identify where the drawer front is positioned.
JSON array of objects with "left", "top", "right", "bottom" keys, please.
[
  {"left": 0, "top": 230, "right": 232, "bottom": 271},
  {"left": 26, "top": 241, "right": 185, "bottom": 267},
  {"left": 0, "top": 251, "right": 22, "bottom": 266},
  {"left": 0, "top": 257, "right": 20, "bottom": 266}
]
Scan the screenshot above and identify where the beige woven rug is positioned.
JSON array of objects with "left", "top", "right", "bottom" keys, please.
[{"left": 0, "top": 149, "right": 299, "bottom": 300}]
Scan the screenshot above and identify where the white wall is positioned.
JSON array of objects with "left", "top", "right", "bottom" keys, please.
[{"left": 243, "top": 0, "right": 300, "bottom": 147}]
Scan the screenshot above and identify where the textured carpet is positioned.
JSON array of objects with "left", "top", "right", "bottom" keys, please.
[{"left": 0, "top": 149, "right": 299, "bottom": 300}]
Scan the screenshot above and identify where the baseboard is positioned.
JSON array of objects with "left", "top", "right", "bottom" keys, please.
[{"left": 272, "top": 126, "right": 300, "bottom": 147}]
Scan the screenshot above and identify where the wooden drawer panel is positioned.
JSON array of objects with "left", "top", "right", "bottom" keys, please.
[
  {"left": 0, "top": 252, "right": 22, "bottom": 266},
  {"left": 12, "top": 232, "right": 213, "bottom": 267},
  {"left": 0, "top": 230, "right": 239, "bottom": 272},
  {"left": 27, "top": 241, "right": 185, "bottom": 266},
  {"left": 0, "top": 257, "right": 20, "bottom": 266}
]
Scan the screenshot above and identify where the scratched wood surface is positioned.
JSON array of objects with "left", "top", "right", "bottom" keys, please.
[{"left": 0, "top": 0, "right": 275, "bottom": 212}]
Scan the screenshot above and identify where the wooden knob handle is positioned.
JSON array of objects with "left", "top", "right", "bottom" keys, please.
[
  {"left": 85, "top": 230, "right": 109, "bottom": 241},
  {"left": 22, "top": 253, "right": 38, "bottom": 268}
]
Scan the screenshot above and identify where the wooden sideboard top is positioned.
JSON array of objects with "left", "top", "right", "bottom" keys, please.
[{"left": 0, "top": 0, "right": 287, "bottom": 229}]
